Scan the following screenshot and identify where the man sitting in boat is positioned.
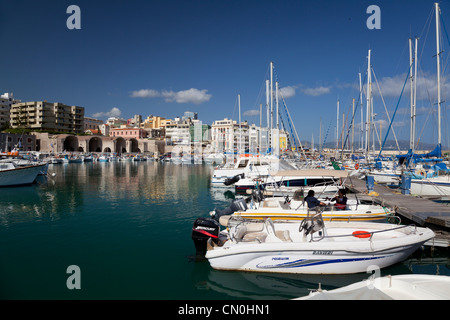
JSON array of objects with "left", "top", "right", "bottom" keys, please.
[
  {"left": 304, "top": 190, "right": 326, "bottom": 210},
  {"left": 330, "top": 189, "right": 347, "bottom": 210}
]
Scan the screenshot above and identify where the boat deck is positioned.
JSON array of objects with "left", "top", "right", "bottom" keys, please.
[{"left": 345, "top": 177, "right": 450, "bottom": 247}]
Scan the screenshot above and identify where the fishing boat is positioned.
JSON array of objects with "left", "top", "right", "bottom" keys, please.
[
  {"left": 202, "top": 216, "right": 434, "bottom": 274},
  {"left": 0, "top": 161, "right": 47, "bottom": 187}
]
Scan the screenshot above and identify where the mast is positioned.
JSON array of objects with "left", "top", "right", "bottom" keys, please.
[
  {"left": 336, "top": 99, "right": 339, "bottom": 151},
  {"left": 352, "top": 98, "right": 355, "bottom": 154},
  {"left": 238, "top": 94, "right": 241, "bottom": 155},
  {"left": 275, "top": 81, "right": 280, "bottom": 158},
  {"left": 409, "top": 37, "right": 414, "bottom": 151},
  {"left": 435, "top": 2, "right": 441, "bottom": 146},
  {"left": 270, "top": 61, "right": 274, "bottom": 143},
  {"left": 359, "top": 72, "right": 363, "bottom": 151},
  {"left": 365, "top": 49, "right": 372, "bottom": 158},
  {"left": 413, "top": 37, "right": 418, "bottom": 152},
  {"left": 409, "top": 37, "right": 419, "bottom": 153}
]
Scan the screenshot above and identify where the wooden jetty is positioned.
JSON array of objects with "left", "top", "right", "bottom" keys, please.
[{"left": 345, "top": 177, "right": 450, "bottom": 247}]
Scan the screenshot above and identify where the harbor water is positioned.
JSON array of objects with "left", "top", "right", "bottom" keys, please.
[{"left": 0, "top": 161, "right": 449, "bottom": 300}]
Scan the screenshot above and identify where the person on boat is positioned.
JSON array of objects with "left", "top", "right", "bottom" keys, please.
[
  {"left": 304, "top": 190, "right": 325, "bottom": 210},
  {"left": 331, "top": 189, "right": 347, "bottom": 210}
]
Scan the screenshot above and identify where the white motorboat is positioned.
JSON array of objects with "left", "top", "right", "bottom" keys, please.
[
  {"left": 204, "top": 217, "right": 434, "bottom": 274},
  {"left": 218, "top": 196, "right": 393, "bottom": 223},
  {"left": 296, "top": 274, "right": 450, "bottom": 300},
  {"left": 235, "top": 168, "right": 347, "bottom": 193},
  {"left": 211, "top": 156, "right": 295, "bottom": 188},
  {"left": 0, "top": 161, "right": 47, "bottom": 187},
  {"left": 410, "top": 175, "right": 450, "bottom": 197}
]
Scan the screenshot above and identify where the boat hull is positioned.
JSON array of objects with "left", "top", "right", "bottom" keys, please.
[
  {"left": 206, "top": 222, "right": 434, "bottom": 274},
  {"left": 0, "top": 164, "right": 46, "bottom": 187},
  {"left": 208, "top": 245, "right": 421, "bottom": 274}
]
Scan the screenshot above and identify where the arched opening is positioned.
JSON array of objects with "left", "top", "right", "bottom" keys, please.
[
  {"left": 89, "top": 137, "right": 103, "bottom": 153},
  {"left": 104, "top": 147, "right": 112, "bottom": 153},
  {"left": 78, "top": 147, "right": 84, "bottom": 152},
  {"left": 63, "top": 136, "right": 79, "bottom": 152},
  {"left": 130, "top": 139, "right": 139, "bottom": 153},
  {"left": 115, "top": 137, "right": 126, "bottom": 154}
]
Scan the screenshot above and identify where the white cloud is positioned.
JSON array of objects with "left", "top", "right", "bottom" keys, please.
[
  {"left": 279, "top": 86, "right": 296, "bottom": 99},
  {"left": 301, "top": 86, "right": 331, "bottom": 96},
  {"left": 130, "top": 88, "right": 212, "bottom": 104},
  {"left": 130, "top": 89, "right": 161, "bottom": 98},
  {"left": 370, "top": 73, "right": 450, "bottom": 101},
  {"left": 243, "top": 109, "right": 260, "bottom": 116},
  {"left": 92, "top": 107, "right": 122, "bottom": 118}
]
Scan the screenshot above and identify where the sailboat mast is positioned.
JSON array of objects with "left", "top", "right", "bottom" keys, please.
[
  {"left": 409, "top": 38, "right": 414, "bottom": 151},
  {"left": 365, "top": 50, "right": 372, "bottom": 158},
  {"left": 238, "top": 94, "right": 241, "bottom": 155},
  {"left": 359, "top": 72, "right": 363, "bottom": 151},
  {"left": 413, "top": 37, "right": 418, "bottom": 153},
  {"left": 336, "top": 99, "right": 339, "bottom": 151},
  {"left": 435, "top": 2, "right": 441, "bottom": 146}
]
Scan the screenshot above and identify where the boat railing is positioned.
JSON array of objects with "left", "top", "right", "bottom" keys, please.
[{"left": 321, "top": 224, "right": 418, "bottom": 242}]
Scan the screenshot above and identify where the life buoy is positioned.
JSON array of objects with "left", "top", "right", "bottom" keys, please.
[
  {"left": 355, "top": 163, "right": 359, "bottom": 170},
  {"left": 353, "top": 230, "right": 371, "bottom": 238},
  {"left": 416, "top": 169, "right": 426, "bottom": 177}
]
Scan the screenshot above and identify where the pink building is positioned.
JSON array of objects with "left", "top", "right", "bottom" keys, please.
[{"left": 110, "top": 127, "right": 147, "bottom": 139}]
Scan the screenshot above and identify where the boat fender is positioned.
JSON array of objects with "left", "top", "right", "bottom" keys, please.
[
  {"left": 355, "top": 163, "right": 359, "bottom": 170},
  {"left": 352, "top": 231, "right": 371, "bottom": 238}
]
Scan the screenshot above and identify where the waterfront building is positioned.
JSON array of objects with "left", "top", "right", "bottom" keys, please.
[
  {"left": 127, "top": 114, "right": 142, "bottom": 127},
  {"left": 106, "top": 117, "right": 127, "bottom": 128},
  {"left": 110, "top": 127, "right": 148, "bottom": 140},
  {"left": 165, "top": 120, "right": 191, "bottom": 145},
  {"left": 99, "top": 123, "right": 110, "bottom": 136},
  {"left": 0, "top": 132, "right": 35, "bottom": 152},
  {"left": 84, "top": 117, "right": 103, "bottom": 132},
  {"left": 10, "top": 101, "right": 84, "bottom": 133},
  {"left": 0, "top": 93, "right": 21, "bottom": 129},
  {"left": 211, "top": 118, "right": 249, "bottom": 154}
]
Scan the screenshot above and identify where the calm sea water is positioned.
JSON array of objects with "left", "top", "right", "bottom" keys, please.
[{"left": 0, "top": 161, "right": 448, "bottom": 300}]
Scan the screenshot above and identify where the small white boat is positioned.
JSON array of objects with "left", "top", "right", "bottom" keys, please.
[
  {"left": 98, "top": 155, "right": 109, "bottom": 162},
  {"left": 296, "top": 274, "right": 450, "bottom": 300},
  {"left": 204, "top": 217, "right": 435, "bottom": 274},
  {"left": 410, "top": 175, "right": 450, "bottom": 197},
  {"left": 0, "top": 161, "right": 47, "bottom": 187}
]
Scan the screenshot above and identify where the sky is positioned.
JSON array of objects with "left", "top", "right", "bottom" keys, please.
[{"left": 1, "top": 0, "right": 449, "bottom": 147}]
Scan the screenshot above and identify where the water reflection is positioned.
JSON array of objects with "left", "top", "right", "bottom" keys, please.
[{"left": 0, "top": 162, "right": 217, "bottom": 227}]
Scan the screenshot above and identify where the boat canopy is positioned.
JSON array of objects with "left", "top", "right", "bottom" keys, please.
[
  {"left": 269, "top": 169, "right": 348, "bottom": 178},
  {"left": 396, "top": 144, "right": 442, "bottom": 167}
]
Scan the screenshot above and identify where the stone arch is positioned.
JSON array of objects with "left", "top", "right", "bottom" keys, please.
[
  {"left": 115, "top": 137, "right": 126, "bottom": 154},
  {"left": 130, "top": 139, "right": 139, "bottom": 153},
  {"left": 104, "top": 147, "right": 112, "bottom": 153},
  {"left": 89, "top": 137, "right": 103, "bottom": 152},
  {"left": 63, "top": 136, "right": 78, "bottom": 152}
]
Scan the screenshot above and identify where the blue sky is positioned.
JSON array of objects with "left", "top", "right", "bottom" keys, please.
[{"left": 1, "top": 0, "right": 449, "bottom": 147}]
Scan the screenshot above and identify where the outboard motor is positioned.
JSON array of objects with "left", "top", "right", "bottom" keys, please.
[
  {"left": 212, "top": 198, "right": 248, "bottom": 220},
  {"left": 191, "top": 217, "right": 220, "bottom": 257},
  {"left": 224, "top": 173, "right": 244, "bottom": 186}
]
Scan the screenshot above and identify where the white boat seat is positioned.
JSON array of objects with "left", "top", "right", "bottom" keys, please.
[{"left": 275, "top": 230, "right": 292, "bottom": 242}]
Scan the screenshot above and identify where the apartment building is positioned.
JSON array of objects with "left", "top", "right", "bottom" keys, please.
[
  {"left": 0, "top": 93, "right": 20, "bottom": 129},
  {"left": 10, "top": 101, "right": 84, "bottom": 133},
  {"left": 84, "top": 117, "right": 103, "bottom": 132},
  {"left": 211, "top": 118, "right": 249, "bottom": 153}
]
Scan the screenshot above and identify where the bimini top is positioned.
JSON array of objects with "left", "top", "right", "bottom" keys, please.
[{"left": 269, "top": 169, "right": 349, "bottom": 178}]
